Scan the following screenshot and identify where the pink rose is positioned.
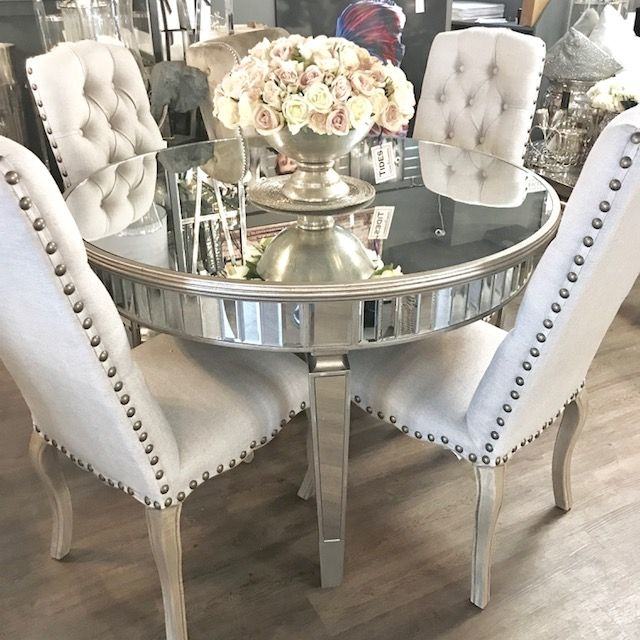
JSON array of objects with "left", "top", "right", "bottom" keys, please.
[
  {"left": 308, "top": 111, "right": 328, "bottom": 135},
  {"left": 369, "top": 67, "right": 388, "bottom": 87},
  {"left": 350, "top": 71, "right": 376, "bottom": 96},
  {"left": 262, "top": 80, "right": 284, "bottom": 108},
  {"left": 253, "top": 104, "right": 284, "bottom": 135},
  {"left": 380, "top": 101, "right": 404, "bottom": 132},
  {"left": 331, "top": 75, "right": 352, "bottom": 102},
  {"left": 327, "top": 106, "right": 350, "bottom": 136},
  {"left": 273, "top": 60, "right": 299, "bottom": 87},
  {"left": 299, "top": 64, "right": 323, "bottom": 88}
]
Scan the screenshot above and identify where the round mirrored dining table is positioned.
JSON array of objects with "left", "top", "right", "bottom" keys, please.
[{"left": 65, "top": 136, "right": 561, "bottom": 589}]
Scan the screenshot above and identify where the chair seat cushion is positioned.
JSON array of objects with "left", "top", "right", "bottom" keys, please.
[
  {"left": 134, "top": 335, "right": 309, "bottom": 487},
  {"left": 349, "top": 321, "right": 506, "bottom": 461}
]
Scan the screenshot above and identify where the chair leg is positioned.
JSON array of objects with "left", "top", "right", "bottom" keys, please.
[
  {"left": 552, "top": 392, "right": 588, "bottom": 512},
  {"left": 28, "top": 432, "right": 72, "bottom": 560},
  {"left": 297, "top": 411, "right": 315, "bottom": 501},
  {"left": 146, "top": 504, "right": 188, "bottom": 640},
  {"left": 471, "top": 464, "right": 505, "bottom": 609}
]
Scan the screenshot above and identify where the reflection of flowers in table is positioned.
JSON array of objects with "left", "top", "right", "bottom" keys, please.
[
  {"left": 587, "top": 76, "right": 640, "bottom": 113},
  {"left": 213, "top": 33, "right": 415, "bottom": 136}
]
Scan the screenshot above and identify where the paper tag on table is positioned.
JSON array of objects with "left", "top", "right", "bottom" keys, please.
[
  {"left": 368, "top": 206, "right": 395, "bottom": 240},
  {"left": 371, "top": 142, "right": 397, "bottom": 184}
]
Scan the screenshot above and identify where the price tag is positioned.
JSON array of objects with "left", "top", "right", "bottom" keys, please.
[
  {"left": 371, "top": 142, "right": 397, "bottom": 184},
  {"left": 368, "top": 206, "right": 395, "bottom": 240}
]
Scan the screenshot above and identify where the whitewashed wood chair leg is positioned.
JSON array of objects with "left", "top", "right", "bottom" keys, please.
[
  {"left": 297, "top": 410, "right": 315, "bottom": 501},
  {"left": 28, "top": 432, "right": 73, "bottom": 560},
  {"left": 552, "top": 391, "right": 588, "bottom": 512},
  {"left": 471, "top": 464, "right": 506, "bottom": 609},
  {"left": 146, "top": 504, "right": 188, "bottom": 640}
]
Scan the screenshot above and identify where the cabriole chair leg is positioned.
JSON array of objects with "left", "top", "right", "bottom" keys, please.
[
  {"left": 28, "top": 432, "right": 73, "bottom": 560},
  {"left": 552, "top": 391, "right": 588, "bottom": 512},
  {"left": 297, "top": 410, "right": 315, "bottom": 501},
  {"left": 471, "top": 464, "right": 506, "bottom": 609},
  {"left": 146, "top": 504, "right": 188, "bottom": 640}
]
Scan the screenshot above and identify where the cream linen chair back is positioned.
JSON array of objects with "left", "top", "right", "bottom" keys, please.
[
  {"left": 0, "top": 135, "right": 178, "bottom": 502},
  {"left": 186, "top": 28, "right": 288, "bottom": 140},
  {"left": 26, "top": 41, "right": 165, "bottom": 190},
  {"left": 467, "top": 107, "right": 640, "bottom": 461},
  {"left": 413, "top": 28, "right": 546, "bottom": 165}
]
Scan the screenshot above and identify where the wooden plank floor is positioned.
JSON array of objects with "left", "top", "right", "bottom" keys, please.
[{"left": 1, "top": 283, "right": 639, "bottom": 640}]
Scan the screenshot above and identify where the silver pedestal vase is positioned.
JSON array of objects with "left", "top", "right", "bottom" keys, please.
[{"left": 248, "top": 121, "right": 377, "bottom": 283}]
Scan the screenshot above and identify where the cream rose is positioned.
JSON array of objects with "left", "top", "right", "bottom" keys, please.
[
  {"left": 249, "top": 38, "right": 271, "bottom": 60},
  {"left": 262, "top": 80, "right": 284, "bottom": 109},
  {"left": 339, "top": 44, "right": 360, "bottom": 72},
  {"left": 238, "top": 94, "right": 256, "bottom": 127},
  {"left": 220, "top": 70, "right": 246, "bottom": 100},
  {"left": 350, "top": 70, "right": 376, "bottom": 96},
  {"left": 381, "top": 101, "right": 404, "bottom": 132},
  {"left": 370, "top": 90, "right": 389, "bottom": 123},
  {"left": 392, "top": 81, "right": 416, "bottom": 116},
  {"left": 253, "top": 104, "right": 284, "bottom": 135},
  {"left": 270, "top": 39, "right": 292, "bottom": 61},
  {"left": 282, "top": 95, "right": 310, "bottom": 133},
  {"left": 346, "top": 95, "right": 373, "bottom": 128},
  {"left": 215, "top": 95, "right": 240, "bottom": 129},
  {"left": 299, "top": 64, "right": 323, "bottom": 88},
  {"left": 305, "top": 83, "right": 334, "bottom": 114},
  {"left": 331, "top": 75, "right": 352, "bottom": 102},
  {"left": 327, "top": 106, "right": 350, "bottom": 136},
  {"left": 308, "top": 111, "right": 328, "bottom": 135}
]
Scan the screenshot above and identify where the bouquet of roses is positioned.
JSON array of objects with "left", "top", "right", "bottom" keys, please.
[{"left": 213, "top": 34, "right": 415, "bottom": 136}]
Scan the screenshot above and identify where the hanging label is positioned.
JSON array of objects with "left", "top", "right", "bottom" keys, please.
[
  {"left": 371, "top": 142, "right": 397, "bottom": 184},
  {"left": 368, "top": 206, "right": 395, "bottom": 240},
  {"left": 415, "top": 0, "right": 426, "bottom": 13}
]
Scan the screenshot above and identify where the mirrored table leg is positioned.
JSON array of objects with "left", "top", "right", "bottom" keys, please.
[{"left": 307, "top": 353, "right": 351, "bottom": 588}]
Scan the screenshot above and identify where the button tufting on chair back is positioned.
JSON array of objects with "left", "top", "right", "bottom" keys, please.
[
  {"left": 26, "top": 41, "right": 165, "bottom": 191},
  {"left": 413, "top": 28, "right": 546, "bottom": 165}
]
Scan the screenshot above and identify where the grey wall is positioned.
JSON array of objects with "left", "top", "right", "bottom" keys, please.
[{"left": 210, "top": 0, "right": 276, "bottom": 26}]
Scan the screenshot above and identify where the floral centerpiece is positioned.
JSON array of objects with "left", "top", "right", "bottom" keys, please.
[{"left": 213, "top": 33, "right": 415, "bottom": 137}]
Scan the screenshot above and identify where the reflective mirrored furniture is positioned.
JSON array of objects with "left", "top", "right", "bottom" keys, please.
[{"left": 65, "top": 136, "right": 561, "bottom": 588}]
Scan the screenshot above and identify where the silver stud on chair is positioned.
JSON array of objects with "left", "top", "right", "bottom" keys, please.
[
  {"left": 620, "top": 156, "right": 632, "bottom": 168},
  {"left": 19, "top": 196, "right": 32, "bottom": 210},
  {"left": 4, "top": 170, "right": 19, "bottom": 185}
]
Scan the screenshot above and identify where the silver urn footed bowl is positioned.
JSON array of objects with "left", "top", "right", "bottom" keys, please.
[
  {"left": 249, "top": 120, "right": 378, "bottom": 284},
  {"left": 263, "top": 119, "right": 373, "bottom": 202}
]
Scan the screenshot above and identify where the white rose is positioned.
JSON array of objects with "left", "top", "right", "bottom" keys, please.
[
  {"left": 370, "top": 90, "right": 389, "bottom": 123},
  {"left": 238, "top": 94, "right": 256, "bottom": 128},
  {"left": 282, "top": 95, "right": 310, "bottom": 134},
  {"left": 316, "top": 55, "right": 340, "bottom": 74},
  {"left": 262, "top": 80, "right": 284, "bottom": 109},
  {"left": 346, "top": 95, "right": 373, "bottom": 128},
  {"left": 249, "top": 38, "right": 271, "bottom": 60},
  {"left": 220, "top": 70, "right": 246, "bottom": 100},
  {"left": 392, "top": 81, "right": 416, "bottom": 116},
  {"left": 304, "top": 83, "right": 334, "bottom": 114},
  {"left": 339, "top": 44, "right": 360, "bottom": 72},
  {"left": 215, "top": 95, "right": 240, "bottom": 129}
]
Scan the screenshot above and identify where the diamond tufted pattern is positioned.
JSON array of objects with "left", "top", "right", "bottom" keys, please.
[
  {"left": 414, "top": 28, "right": 546, "bottom": 165},
  {"left": 27, "top": 41, "right": 165, "bottom": 191}
]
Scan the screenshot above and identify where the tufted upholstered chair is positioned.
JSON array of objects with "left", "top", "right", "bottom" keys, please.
[
  {"left": 0, "top": 136, "right": 309, "bottom": 639},
  {"left": 26, "top": 41, "right": 165, "bottom": 191},
  {"left": 186, "top": 28, "right": 288, "bottom": 140},
  {"left": 349, "top": 106, "right": 640, "bottom": 608},
  {"left": 413, "top": 28, "right": 546, "bottom": 165}
]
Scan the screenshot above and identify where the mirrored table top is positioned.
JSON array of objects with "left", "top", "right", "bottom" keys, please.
[{"left": 66, "top": 137, "right": 560, "bottom": 302}]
